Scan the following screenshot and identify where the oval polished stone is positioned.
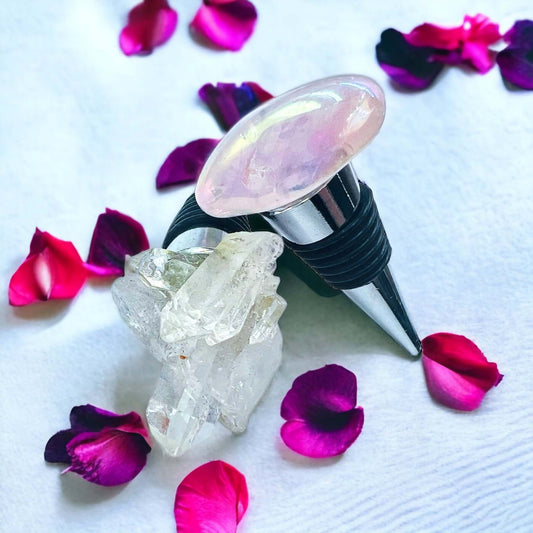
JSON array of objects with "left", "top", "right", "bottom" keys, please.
[{"left": 196, "top": 74, "right": 386, "bottom": 217}]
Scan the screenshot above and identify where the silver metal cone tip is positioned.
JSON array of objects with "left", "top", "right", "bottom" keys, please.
[{"left": 343, "top": 266, "right": 421, "bottom": 357}]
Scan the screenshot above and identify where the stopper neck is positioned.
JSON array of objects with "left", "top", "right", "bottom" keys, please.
[{"left": 262, "top": 164, "right": 360, "bottom": 245}]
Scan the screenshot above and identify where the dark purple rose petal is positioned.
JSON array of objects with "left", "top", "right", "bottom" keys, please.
[
  {"left": 376, "top": 29, "right": 445, "bottom": 90},
  {"left": 156, "top": 138, "right": 219, "bottom": 189},
  {"left": 497, "top": 20, "right": 533, "bottom": 90},
  {"left": 69, "top": 404, "right": 150, "bottom": 441},
  {"left": 190, "top": 0, "right": 257, "bottom": 52},
  {"left": 497, "top": 48, "right": 533, "bottom": 89},
  {"left": 44, "top": 429, "right": 79, "bottom": 464},
  {"left": 65, "top": 430, "right": 151, "bottom": 486},
  {"left": 45, "top": 404, "right": 151, "bottom": 486},
  {"left": 198, "top": 81, "right": 273, "bottom": 131},
  {"left": 503, "top": 19, "right": 533, "bottom": 46},
  {"left": 85, "top": 209, "right": 149, "bottom": 277},
  {"left": 280, "top": 364, "right": 364, "bottom": 458}
]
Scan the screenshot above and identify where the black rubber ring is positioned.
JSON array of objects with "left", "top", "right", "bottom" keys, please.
[{"left": 285, "top": 182, "right": 391, "bottom": 289}]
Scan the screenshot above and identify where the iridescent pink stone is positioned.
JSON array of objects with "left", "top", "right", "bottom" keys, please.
[{"left": 196, "top": 75, "right": 385, "bottom": 217}]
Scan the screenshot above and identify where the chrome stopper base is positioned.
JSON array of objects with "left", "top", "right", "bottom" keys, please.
[{"left": 263, "top": 165, "right": 421, "bottom": 356}]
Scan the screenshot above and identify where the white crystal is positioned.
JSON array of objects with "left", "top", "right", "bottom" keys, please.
[
  {"left": 160, "top": 232, "right": 284, "bottom": 345},
  {"left": 112, "top": 232, "right": 286, "bottom": 456},
  {"left": 112, "top": 248, "right": 207, "bottom": 362}
]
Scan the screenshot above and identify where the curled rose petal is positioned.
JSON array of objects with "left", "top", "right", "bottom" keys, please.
[
  {"left": 156, "top": 138, "right": 219, "bottom": 189},
  {"left": 199, "top": 81, "right": 273, "bottom": 131},
  {"left": 405, "top": 14, "right": 501, "bottom": 73},
  {"left": 190, "top": 0, "right": 257, "bottom": 52},
  {"left": 44, "top": 404, "right": 151, "bottom": 487},
  {"left": 85, "top": 209, "right": 149, "bottom": 277},
  {"left": 497, "top": 20, "right": 533, "bottom": 90},
  {"left": 376, "top": 29, "right": 445, "bottom": 90},
  {"left": 422, "top": 333, "right": 503, "bottom": 411},
  {"left": 174, "top": 460, "right": 248, "bottom": 533},
  {"left": 119, "top": 0, "right": 178, "bottom": 56},
  {"left": 280, "top": 364, "right": 364, "bottom": 458},
  {"left": 9, "top": 229, "right": 87, "bottom": 306}
]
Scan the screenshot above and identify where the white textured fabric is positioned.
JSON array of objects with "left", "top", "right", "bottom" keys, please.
[{"left": 1, "top": 1, "right": 532, "bottom": 532}]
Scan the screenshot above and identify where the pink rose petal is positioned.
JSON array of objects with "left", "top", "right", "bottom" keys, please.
[
  {"left": 422, "top": 332, "right": 503, "bottom": 411},
  {"left": 156, "top": 138, "right": 219, "bottom": 189},
  {"left": 405, "top": 14, "right": 501, "bottom": 73},
  {"left": 9, "top": 229, "right": 87, "bottom": 306},
  {"left": 174, "top": 460, "right": 248, "bottom": 533},
  {"left": 85, "top": 209, "right": 149, "bottom": 277},
  {"left": 44, "top": 404, "right": 151, "bottom": 487},
  {"left": 280, "top": 364, "right": 364, "bottom": 458},
  {"left": 119, "top": 0, "right": 178, "bottom": 56},
  {"left": 190, "top": 0, "right": 257, "bottom": 52}
]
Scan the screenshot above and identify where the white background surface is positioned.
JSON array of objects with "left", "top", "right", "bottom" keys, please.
[{"left": 1, "top": 1, "right": 533, "bottom": 531}]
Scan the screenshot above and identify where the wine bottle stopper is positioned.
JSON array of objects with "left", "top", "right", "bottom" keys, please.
[{"left": 195, "top": 74, "right": 421, "bottom": 356}]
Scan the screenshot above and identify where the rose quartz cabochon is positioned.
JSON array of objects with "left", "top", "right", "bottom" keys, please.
[{"left": 196, "top": 74, "right": 385, "bottom": 217}]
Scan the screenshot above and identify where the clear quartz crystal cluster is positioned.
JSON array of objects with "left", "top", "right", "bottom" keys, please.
[{"left": 112, "top": 232, "right": 286, "bottom": 456}]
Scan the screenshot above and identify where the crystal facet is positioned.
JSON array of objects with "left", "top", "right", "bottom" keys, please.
[
  {"left": 196, "top": 74, "right": 385, "bottom": 217},
  {"left": 112, "top": 232, "right": 286, "bottom": 456}
]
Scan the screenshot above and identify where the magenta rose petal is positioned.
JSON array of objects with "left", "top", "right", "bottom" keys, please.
[
  {"left": 174, "top": 460, "right": 248, "bottom": 533},
  {"left": 9, "top": 229, "right": 88, "bottom": 306},
  {"left": 156, "top": 138, "right": 219, "bottom": 189},
  {"left": 497, "top": 20, "right": 533, "bottom": 90},
  {"left": 198, "top": 81, "right": 273, "bottom": 131},
  {"left": 85, "top": 209, "right": 149, "bottom": 277},
  {"left": 119, "top": 0, "right": 178, "bottom": 56},
  {"left": 280, "top": 364, "right": 364, "bottom": 458},
  {"left": 281, "top": 409, "right": 364, "bottom": 458},
  {"left": 65, "top": 430, "right": 151, "bottom": 486},
  {"left": 190, "top": 0, "right": 257, "bottom": 52},
  {"left": 376, "top": 29, "right": 446, "bottom": 90},
  {"left": 404, "top": 21, "right": 464, "bottom": 50},
  {"left": 422, "top": 333, "right": 503, "bottom": 411}
]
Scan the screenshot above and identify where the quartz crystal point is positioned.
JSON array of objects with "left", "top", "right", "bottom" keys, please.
[{"left": 112, "top": 232, "right": 286, "bottom": 456}]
